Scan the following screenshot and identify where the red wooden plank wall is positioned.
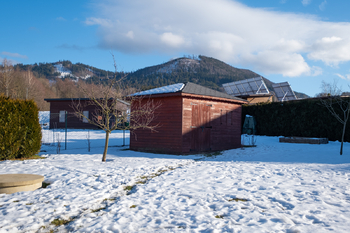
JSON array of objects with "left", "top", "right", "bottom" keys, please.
[
  {"left": 130, "top": 94, "right": 243, "bottom": 154},
  {"left": 49, "top": 100, "right": 100, "bottom": 129},
  {"left": 130, "top": 96, "right": 183, "bottom": 154},
  {"left": 182, "top": 97, "right": 242, "bottom": 153}
]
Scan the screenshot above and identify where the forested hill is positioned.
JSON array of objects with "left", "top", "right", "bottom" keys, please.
[
  {"left": 15, "top": 60, "right": 113, "bottom": 80},
  {"left": 127, "top": 55, "right": 262, "bottom": 91},
  {"left": 14, "top": 55, "right": 265, "bottom": 91},
  {"left": 13, "top": 55, "right": 306, "bottom": 97},
  {"left": 7, "top": 55, "right": 308, "bottom": 110},
  {"left": 125, "top": 55, "right": 308, "bottom": 98}
]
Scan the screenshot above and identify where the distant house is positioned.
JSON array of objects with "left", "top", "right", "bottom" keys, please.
[
  {"left": 222, "top": 77, "right": 297, "bottom": 104},
  {"left": 237, "top": 93, "right": 275, "bottom": 104},
  {"left": 44, "top": 98, "right": 130, "bottom": 129},
  {"left": 130, "top": 82, "right": 248, "bottom": 154}
]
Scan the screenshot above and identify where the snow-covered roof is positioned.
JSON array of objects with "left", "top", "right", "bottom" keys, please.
[
  {"left": 131, "top": 82, "right": 247, "bottom": 102},
  {"left": 131, "top": 83, "right": 185, "bottom": 96}
]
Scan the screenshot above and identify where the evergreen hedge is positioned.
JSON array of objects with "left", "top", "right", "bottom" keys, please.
[
  {"left": 0, "top": 96, "right": 42, "bottom": 160},
  {"left": 242, "top": 98, "right": 350, "bottom": 142}
]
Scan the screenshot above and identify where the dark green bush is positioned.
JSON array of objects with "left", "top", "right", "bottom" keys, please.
[
  {"left": 0, "top": 96, "right": 42, "bottom": 160},
  {"left": 242, "top": 98, "right": 350, "bottom": 142}
]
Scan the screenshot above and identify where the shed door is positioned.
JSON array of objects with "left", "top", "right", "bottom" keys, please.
[{"left": 191, "top": 103, "right": 212, "bottom": 152}]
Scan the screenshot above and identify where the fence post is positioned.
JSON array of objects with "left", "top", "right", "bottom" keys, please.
[
  {"left": 65, "top": 111, "right": 67, "bottom": 150},
  {"left": 123, "top": 127, "right": 125, "bottom": 146}
]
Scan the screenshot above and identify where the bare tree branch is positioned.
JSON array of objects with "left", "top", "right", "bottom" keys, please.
[
  {"left": 319, "top": 82, "right": 350, "bottom": 155},
  {"left": 0, "top": 59, "right": 14, "bottom": 97},
  {"left": 71, "top": 56, "right": 161, "bottom": 161}
]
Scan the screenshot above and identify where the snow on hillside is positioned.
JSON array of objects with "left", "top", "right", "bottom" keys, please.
[
  {"left": 54, "top": 64, "right": 92, "bottom": 80},
  {"left": 0, "top": 118, "right": 350, "bottom": 232},
  {"left": 79, "top": 74, "right": 92, "bottom": 79},
  {"left": 54, "top": 64, "right": 72, "bottom": 78},
  {"left": 157, "top": 58, "right": 200, "bottom": 74}
]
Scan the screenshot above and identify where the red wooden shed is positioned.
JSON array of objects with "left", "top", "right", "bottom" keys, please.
[
  {"left": 44, "top": 98, "right": 129, "bottom": 129},
  {"left": 130, "top": 82, "right": 248, "bottom": 154}
]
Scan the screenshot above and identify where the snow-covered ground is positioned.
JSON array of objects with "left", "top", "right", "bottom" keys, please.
[
  {"left": 39, "top": 111, "right": 50, "bottom": 128},
  {"left": 1, "top": 128, "right": 350, "bottom": 232}
]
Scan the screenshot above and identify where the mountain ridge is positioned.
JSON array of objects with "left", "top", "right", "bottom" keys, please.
[
  {"left": 126, "top": 55, "right": 308, "bottom": 98},
  {"left": 13, "top": 55, "right": 308, "bottom": 99}
]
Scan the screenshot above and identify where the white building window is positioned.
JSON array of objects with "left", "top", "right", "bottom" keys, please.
[
  {"left": 83, "top": 111, "right": 89, "bottom": 123},
  {"left": 59, "top": 111, "right": 66, "bottom": 123}
]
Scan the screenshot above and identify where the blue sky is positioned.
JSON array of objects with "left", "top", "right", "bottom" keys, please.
[{"left": 1, "top": 0, "right": 350, "bottom": 97}]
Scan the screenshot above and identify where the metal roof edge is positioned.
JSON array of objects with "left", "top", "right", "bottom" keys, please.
[{"left": 44, "top": 98, "right": 130, "bottom": 105}]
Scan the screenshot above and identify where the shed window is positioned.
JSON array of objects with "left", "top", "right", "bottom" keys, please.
[
  {"left": 83, "top": 111, "right": 89, "bottom": 123},
  {"left": 59, "top": 111, "right": 66, "bottom": 123}
]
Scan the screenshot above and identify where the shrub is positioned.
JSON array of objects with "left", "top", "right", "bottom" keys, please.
[
  {"left": 242, "top": 98, "right": 350, "bottom": 142},
  {"left": 0, "top": 96, "right": 42, "bottom": 160}
]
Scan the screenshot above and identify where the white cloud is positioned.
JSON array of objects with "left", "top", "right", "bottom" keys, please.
[
  {"left": 1, "top": 52, "right": 28, "bottom": 59},
  {"left": 310, "top": 66, "right": 323, "bottom": 76},
  {"left": 56, "top": 44, "right": 86, "bottom": 51},
  {"left": 241, "top": 51, "right": 310, "bottom": 77},
  {"left": 126, "top": 31, "right": 134, "bottom": 39},
  {"left": 302, "top": 0, "right": 311, "bottom": 6},
  {"left": 85, "top": 17, "right": 112, "bottom": 27},
  {"left": 160, "top": 33, "right": 184, "bottom": 47},
  {"left": 86, "top": 0, "right": 350, "bottom": 77},
  {"left": 308, "top": 37, "right": 350, "bottom": 66},
  {"left": 272, "top": 39, "right": 305, "bottom": 53},
  {"left": 56, "top": 17, "right": 67, "bottom": 21},
  {"left": 335, "top": 73, "right": 350, "bottom": 80},
  {"left": 319, "top": 0, "right": 327, "bottom": 11}
]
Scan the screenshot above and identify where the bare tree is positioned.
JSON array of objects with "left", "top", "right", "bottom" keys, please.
[
  {"left": 25, "top": 70, "right": 35, "bottom": 100},
  {"left": 11, "top": 69, "right": 36, "bottom": 100},
  {"left": 319, "top": 80, "right": 350, "bottom": 155},
  {"left": 72, "top": 58, "right": 160, "bottom": 162},
  {"left": 0, "top": 58, "right": 14, "bottom": 97},
  {"left": 317, "top": 80, "right": 342, "bottom": 97}
]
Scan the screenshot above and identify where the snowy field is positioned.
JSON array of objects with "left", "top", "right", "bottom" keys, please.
[
  {"left": 1, "top": 123, "right": 350, "bottom": 232},
  {"left": 39, "top": 111, "right": 50, "bottom": 129}
]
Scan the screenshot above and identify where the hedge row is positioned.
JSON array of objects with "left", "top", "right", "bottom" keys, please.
[
  {"left": 0, "top": 96, "right": 42, "bottom": 160},
  {"left": 242, "top": 98, "right": 350, "bottom": 142}
]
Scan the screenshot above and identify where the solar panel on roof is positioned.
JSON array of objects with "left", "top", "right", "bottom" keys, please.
[
  {"left": 222, "top": 77, "right": 269, "bottom": 96},
  {"left": 272, "top": 82, "right": 297, "bottom": 101}
]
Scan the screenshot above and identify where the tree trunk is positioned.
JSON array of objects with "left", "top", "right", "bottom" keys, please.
[
  {"left": 102, "top": 131, "right": 110, "bottom": 162},
  {"left": 340, "top": 120, "right": 347, "bottom": 155},
  {"left": 341, "top": 106, "right": 350, "bottom": 155}
]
